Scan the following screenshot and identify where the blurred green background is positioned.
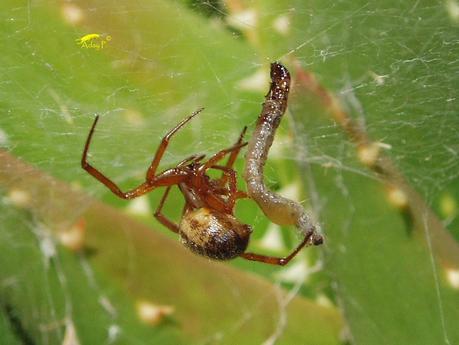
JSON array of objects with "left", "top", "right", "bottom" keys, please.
[{"left": 0, "top": 0, "right": 458, "bottom": 344}]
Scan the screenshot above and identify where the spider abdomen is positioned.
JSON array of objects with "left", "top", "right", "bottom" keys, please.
[{"left": 179, "top": 208, "right": 252, "bottom": 260}]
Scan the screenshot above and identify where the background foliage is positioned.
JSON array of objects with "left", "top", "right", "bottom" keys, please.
[{"left": 0, "top": 0, "right": 458, "bottom": 344}]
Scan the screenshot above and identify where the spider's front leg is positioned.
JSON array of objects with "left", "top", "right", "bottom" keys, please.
[
  {"left": 81, "top": 109, "right": 203, "bottom": 199},
  {"left": 199, "top": 141, "right": 248, "bottom": 173},
  {"left": 81, "top": 115, "right": 154, "bottom": 199},
  {"left": 146, "top": 108, "right": 203, "bottom": 181},
  {"left": 213, "top": 126, "right": 248, "bottom": 190},
  {"left": 223, "top": 126, "right": 247, "bottom": 171}
]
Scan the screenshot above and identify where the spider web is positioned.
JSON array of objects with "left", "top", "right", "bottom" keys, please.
[{"left": 0, "top": 0, "right": 458, "bottom": 344}]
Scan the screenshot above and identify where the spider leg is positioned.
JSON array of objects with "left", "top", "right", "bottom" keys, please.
[
  {"left": 210, "top": 166, "right": 248, "bottom": 200},
  {"left": 153, "top": 186, "right": 180, "bottom": 233},
  {"left": 191, "top": 139, "right": 247, "bottom": 213},
  {"left": 240, "top": 230, "right": 315, "bottom": 266},
  {"left": 210, "top": 165, "right": 237, "bottom": 208},
  {"left": 217, "top": 126, "right": 247, "bottom": 186},
  {"left": 181, "top": 203, "right": 190, "bottom": 217},
  {"left": 235, "top": 190, "right": 249, "bottom": 199},
  {"left": 146, "top": 108, "right": 204, "bottom": 181},
  {"left": 82, "top": 116, "right": 191, "bottom": 199},
  {"left": 224, "top": 126, "right": 247, "bottom": 170},
  {"left": 81, "top": 115, "right": 157, "bottom": 199},
  {"left": 178, "top": 183, "right": 201, "bottom": 209},
  {"left": 211, "top": 166, "right": 237, "bottom": 193},
  {"left": 177, "top": 154, "right": 206, "bottom": 168},
  {"left": 199, "top": 141, "right": 248, "bottom": 174},
  {"left": 205, "top": 165, "right": 248, "bottom": 213}
]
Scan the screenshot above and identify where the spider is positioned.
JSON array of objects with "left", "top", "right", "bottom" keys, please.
[{"left": 81, "top": 113, "right": 315, "bottom": 267}]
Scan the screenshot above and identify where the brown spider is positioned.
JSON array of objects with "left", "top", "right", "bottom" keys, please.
[{"left": 81, "top": 75, "right": 316, "bottom": 266}]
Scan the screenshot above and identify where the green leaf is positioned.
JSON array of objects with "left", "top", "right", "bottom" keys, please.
[
  {"left": 2, "top": 0, "right": 458, "bottom": 344},
  {"left": 0, "top": 1, "right": 342, "bottom": 343}
]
